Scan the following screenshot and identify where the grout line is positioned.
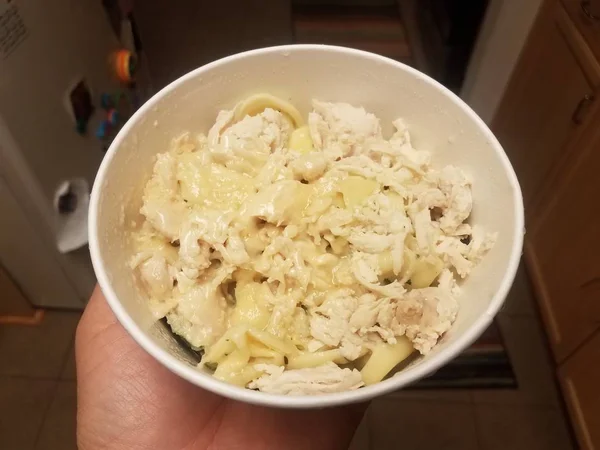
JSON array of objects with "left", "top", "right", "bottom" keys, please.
[
  {"left": 498, "top": 310, "right": 537, "bottom": 318},
  {"left": 385, "top": 393, "right": 473, "bottom": 405},
  {"left": 0, "top": 373, "right": 64, "bottom": 382},
  {"left": 32, "top": 379, "right": 60, "bottom": 449},
  {"left": 366, "top": 402, "right": 374, "bottom": 450},
  {"left": 471, "top": 400, "right": 563, "bottom": 409},
  {"left": 57, "top": 336, "right": 77, "bottom": 382},
  {"left": 470, "top": 400, "right": 484, "bottom": 450}
]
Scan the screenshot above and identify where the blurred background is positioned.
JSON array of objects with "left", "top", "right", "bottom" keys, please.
[{"left": 1, "top": 0, "right": 599, "bottom": 448}]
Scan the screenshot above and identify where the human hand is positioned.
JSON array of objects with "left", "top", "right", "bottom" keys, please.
[{"left": 76, "top": 286, "right": 366, "bottom": 450}]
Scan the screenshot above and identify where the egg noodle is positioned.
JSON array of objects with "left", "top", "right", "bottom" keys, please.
[{"left": 130, "top": 94, "right": 496, "bottom": 395}]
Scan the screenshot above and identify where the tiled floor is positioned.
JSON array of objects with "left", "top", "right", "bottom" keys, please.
[
  {"left": 0, "top": 311, "right": 79, "bottom": 450},
  {"left": 0, "top": 262, "right": 575, "bottom": 449}
]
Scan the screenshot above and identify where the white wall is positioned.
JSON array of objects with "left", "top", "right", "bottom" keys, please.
[{"left": 461, "top": 0, "right": 544, "bottom": 124}]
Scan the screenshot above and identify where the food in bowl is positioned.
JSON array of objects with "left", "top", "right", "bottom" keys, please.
[{"left": 130, "top": 93, "right": 496, "bottom": 395}]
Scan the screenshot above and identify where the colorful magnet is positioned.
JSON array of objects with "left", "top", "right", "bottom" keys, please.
[
  {"left": 96, "top": 120, "right": 109, "bottom": 139},
  {"left": 111, "top": 49, "right": 137, "bottom": 84},
  {"left": 100, "top": 92, "right": 113, "bottom": 110},
  {"left": 107, "top": 108, "right": 119, "bottom": 126}
]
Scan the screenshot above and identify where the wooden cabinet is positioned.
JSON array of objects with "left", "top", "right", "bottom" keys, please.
[
  {"left": 559, "top": 330, "right": 600, "bottom": 450},
  {"left": 493, "top": 1, "right": 600, "bottom": 448},
  {"left": 492, "top": 1, "right": 599, "bottom": 214},
  {"left": 495, "top": 0, "right": 600, "bottom": 362},
  {"left": 527, "top": 123, "right": 600, "bottom": 361}
]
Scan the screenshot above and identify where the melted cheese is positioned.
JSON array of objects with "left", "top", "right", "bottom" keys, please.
[{"left": 177, "top": 155, "right": 254, "bottom": 209}]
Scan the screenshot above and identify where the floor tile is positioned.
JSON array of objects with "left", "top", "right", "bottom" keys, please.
[
  {"left": 348, "top": 413, "right": 370, "bottom": 450},
  {"left": 500, "top": 260, "right": 537, "bottom": 317},
  {"left": 0, "top": 377, "right": 56, "bottom": 450},
  {"left": 472, "top": 315, "right": 561, "bottom": 407},
  {"left": 475, "top": 404, "right": 574, "bottom": 450},
  {"left": 386, "top": 388, "right": 471, "bottom": 403},
  {"left": 60, "top": 341, "right": 76, "bottom": 381},
  {"left": 35, "top": 381, "right": 77, "bottom": 450},
  {"left": 368, "top": 398, "right": 479, "bottom": 450},
  {"left": 0, "top": 265, "right": 35, "bottom": 316},
  {"left": 0, "top": 311, "right": 81, "bottom": 378}
]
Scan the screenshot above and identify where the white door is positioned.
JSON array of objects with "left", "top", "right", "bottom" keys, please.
[{"left": 0, "top": 176, "right": 83, "bottom": 309}]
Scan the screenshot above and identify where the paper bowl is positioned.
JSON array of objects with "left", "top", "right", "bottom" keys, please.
[{"left": 89, "top": 45, "right": 524, "bottom": 408}]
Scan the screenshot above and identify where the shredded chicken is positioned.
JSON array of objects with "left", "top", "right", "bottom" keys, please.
[
  {"left": 248, "top": 363, "right": 364, "bottom": 395},
  {"left": 131, "top": 95, "right": 495, "bottom": 395}
]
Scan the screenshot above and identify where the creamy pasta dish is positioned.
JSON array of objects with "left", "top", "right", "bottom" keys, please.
[{"left": 130, "top": 94, "right": 496, "bottom": 395}]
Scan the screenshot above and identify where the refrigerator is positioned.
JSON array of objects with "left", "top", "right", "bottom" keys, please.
[{"left": 0, "top": 0, "right": 146, "bottom": 309}]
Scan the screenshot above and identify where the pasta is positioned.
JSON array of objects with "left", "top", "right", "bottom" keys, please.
[{"left": 131, "top": 94, "right": 497, "bottom": 395}]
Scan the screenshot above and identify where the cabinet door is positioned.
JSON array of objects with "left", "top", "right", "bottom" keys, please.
[
  {"left": 559, "top": 330, "right": 600, "bottom": 450},
  {"left": 527, "top": 119, "right": 600, "bottom": 362},
  {"left": 492, "top": 3, "right": 598, "bottom": 213}
]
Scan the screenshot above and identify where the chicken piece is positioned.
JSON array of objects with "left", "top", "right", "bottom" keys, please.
[
  {"left": 348, "top": 231, "right": 395, "bottom": 254},
  {"left": 313, "top": 206, "right": 354, "bottom": 237},
  {"left": 166, "top": 265, "right": 233, "bottom": 348},
  {"left": 436, "top": 236, "right": 472, "bottom": 278},
  {"left": 309, "top": 100, "right": 382, "bottom": 160},
  {"left": 289, "top": 152, "right": 327, "bottom": 182},
  {"left": 438, "top": 166, "right": 473, "bottom": 233},
  {"left": 254, "top": 151, "right": 294, "bottom": 189},
  {"left": 215, "top": 229, "right": 250, "bottom": 266},
  {"left": 141, "top": 153, "right": 187, "bottom": 240},
  {"left": 348, "top": 294, "right": 398, "bottom": 344},
  {"left": 139, "top": 255, "right": 173, "bottom": 297},
  {"left": 467, "top": 225, "right": 498, "bottom": 264},
  {"left": 178, "top": 224, "right": 212, "bottom": 280},
  {"left": 309, "top": 289, "right": 363, "bottom": 360},
  {"left": 349, "top": 294, "right": 386, "bottom": 329},
  {"left": 351, "top": 252, "right": 406, "bottom": 298},
  {"left": 389, "top": 119, "right": 431, "bottom": 168},
  {"left": 238, "top": 179, "right": 300, "bottom": 225},
  {"left": 222, "top": 108, "right": 292, "bottom": 154},
  {"left": 288, "top": 307, "right": 311, "bottom": 348},
  {"left": 189, "top": 208, "right": 234, "bottom": 245},
  {"left": 209, "top": 108, "right": 292, "bottom": 174},
  {"left": 248, "top": 362, "right": 364, "bottom": 395},
  {"left": 437, "top": 268, "right": 461, "bottom": 297},
  {"left": 255, "top": 235, "right": 311, "bottom": 288},
  {"left": 353, "top": 192, "right": 412, "bottom": 237},
  {"left": 409, "top": 208, "right": 439, "bottom": 254},
  {"left": 267, "top": 291, "right": 300, "bottom": 339},
  {"left": 333, "top": 155, "right": 383, "bottom": 181},
  {"left": 394, "top": 286, "right": 458, "bottom": 354}
]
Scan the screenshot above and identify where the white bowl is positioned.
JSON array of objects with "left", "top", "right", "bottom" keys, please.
[{"left": 89, "top": 45, "right": 524, "bottom": 408}]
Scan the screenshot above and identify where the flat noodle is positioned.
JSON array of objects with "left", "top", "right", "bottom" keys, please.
[
  {"left": 360, "top": 337, "right": 414, "bottom": 385},
  {"left": 286, "top": 349, "right": 347, "bottom": 370}
]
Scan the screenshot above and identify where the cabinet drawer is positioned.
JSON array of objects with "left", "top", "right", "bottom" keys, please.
[
  {"left": 562, "top": 0, "right": 600, "bottom": 62},
  {"left": 559, "top": 330, "right": 600, "bottom": 449}
]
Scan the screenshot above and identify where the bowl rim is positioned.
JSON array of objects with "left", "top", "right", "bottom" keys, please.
[{"left": 89, "top": 44, "right": 524, "bottom": 408}]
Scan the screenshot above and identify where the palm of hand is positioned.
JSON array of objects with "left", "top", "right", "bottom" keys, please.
[{"left": 76, "top": 288, "right": 364, "bottom": 450}]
